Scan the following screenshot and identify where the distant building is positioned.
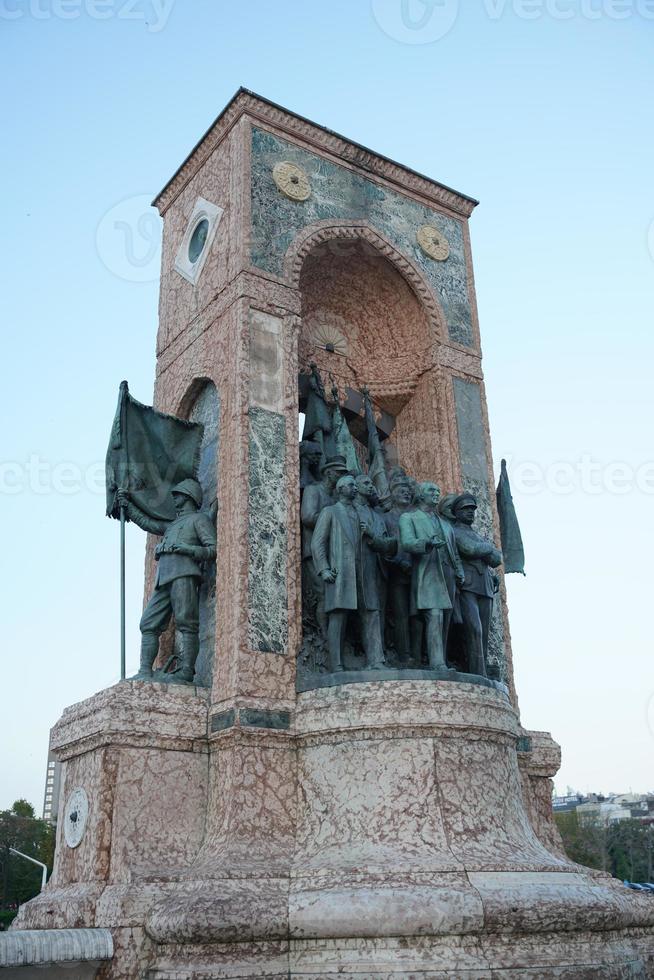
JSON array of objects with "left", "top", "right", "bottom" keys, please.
[
  {"left": 576, "top": 801, "right": 631, "bottom": 826},
  {"left": 553, "top": 791, "right": 654, "bottom": 825},
  {"left": 42, "top": 749, "right": 61, "bottom": 825}
]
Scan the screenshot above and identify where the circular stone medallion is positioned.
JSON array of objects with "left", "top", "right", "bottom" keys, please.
[
  {"left": 64, "top": 787, "right": 89, "bottom": 848},
  {"left": 417, "top": 224, "right": 450, "bottom": 261},
  {"left": 272, "top": 162, "right": 311, "bottom": 201}
]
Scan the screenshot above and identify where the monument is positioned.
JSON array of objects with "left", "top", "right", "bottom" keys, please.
[{"left": 5, "top": 89, "right": 654, "bottom": 978}]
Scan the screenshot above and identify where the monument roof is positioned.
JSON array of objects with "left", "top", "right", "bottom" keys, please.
[{"left": 153, "top": 87, "right": 479, "bottom": 218}]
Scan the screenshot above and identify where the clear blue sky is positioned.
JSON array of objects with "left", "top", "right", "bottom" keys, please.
[{"left": 2, "top": 0, "right": 653, "bottom": 811}]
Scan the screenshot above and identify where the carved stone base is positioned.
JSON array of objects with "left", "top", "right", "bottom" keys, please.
[
  {"left": 139, "top": 680, "right": 654, "bottom": 976},
  {"left": 11, "top": 681, "right": 654, "bottom": 978}
]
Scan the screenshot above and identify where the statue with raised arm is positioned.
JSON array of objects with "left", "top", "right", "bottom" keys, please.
[
  {"left": 450, "top": 493, "right": 502, "bottom": 677},
  {"left": 117, "top": 478, "right": 217, "bottom": 684}
]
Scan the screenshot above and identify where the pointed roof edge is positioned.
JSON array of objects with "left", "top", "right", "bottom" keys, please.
[{"left": 152, "top": 87, "right": 479, "bottom": 217}]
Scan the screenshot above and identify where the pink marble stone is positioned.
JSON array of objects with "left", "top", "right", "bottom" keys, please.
[{"left": 12, "top": 92, "right": 654, "bottom": 979}]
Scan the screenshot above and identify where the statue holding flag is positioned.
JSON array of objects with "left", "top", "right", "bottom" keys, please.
[
  {"left": 361, "top": 386, "right": 390, "bottom": 505},
  {"left": 117, "top": 481, "right": 216, "bottom": 683},
  {"left": 106, "top": 381, "right": 217, "bottom": 684}
]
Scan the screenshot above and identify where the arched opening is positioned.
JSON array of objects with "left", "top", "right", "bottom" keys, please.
[
  {"left": 295, "top": 232, "right": 454, "bottom": 679},
  {"left": 297, "top": 236, "right": 443, "bottom": 481},
  {"left": 151, "top": 379, "right": 220, "bottom": 686}
]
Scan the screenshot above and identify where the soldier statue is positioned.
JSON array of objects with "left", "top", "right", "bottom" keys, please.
[
  {"left": 450, "top": 493, "right": 502, "bottom": 677},
  {"left": 117, "top": 479, "right": 217, "bottom": 684},
  {"left": 399, "top": 483, "right": 454, "bottom": 671},
  {"left": 311, "top": 474, "right": 391, "bottom": 672}
]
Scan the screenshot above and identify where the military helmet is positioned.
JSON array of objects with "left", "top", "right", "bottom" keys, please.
[{"left": 171, "top": 478, "right": 203, "bottom": 508}]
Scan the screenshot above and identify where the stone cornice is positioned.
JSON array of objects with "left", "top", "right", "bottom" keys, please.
[{"left": 153, "top": 88, "right": 479, "bottom": 219}]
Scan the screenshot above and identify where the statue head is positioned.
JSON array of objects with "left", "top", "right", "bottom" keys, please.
[
  {"left": 335, "top": 474, "right": 357, "bottom": 502},
  {"left": 452, "top": 492, "right": 477, "bottom": 526},
  {"left": 300, "top": 440, "right": 322, "bottom": 474},
  {"left": 171, "top": 478, "right": 202, "bottom": 515},
  {"left": 417, "top": 481, "right": 441, "bottom": 510},
  {"left": 390, "top": 476, "right": 414, "bottom": 509},
  {"left": 355, "top": 473, "right": 377, "bottom": 503},
  {"left": 437, "top": 493, "right": 459, "bottom": 522},
  {"left": 321, "top": 455, "right": 348, "bottom": 490}
]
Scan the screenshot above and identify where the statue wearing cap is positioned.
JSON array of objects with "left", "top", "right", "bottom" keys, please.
[
  {"left": 116, "top": 479, "right": 217, "bottom": 684},
  {"left": 450, "top": 493, "right": 502, "bottom": 677}
]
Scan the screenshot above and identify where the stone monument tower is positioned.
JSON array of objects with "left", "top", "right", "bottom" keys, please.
[{"left": 8, "top": 90, "right": 654, "bottom": 978}]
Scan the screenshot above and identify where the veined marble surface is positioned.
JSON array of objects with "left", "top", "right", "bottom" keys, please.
[
  {"left": 250, "top": 127, "right": 474, "bottom": 347},
  {"left": 248, "top": 405, "right": 288, "bottom": 654},
  {"left": 189, "top": 381, "right": 219, "bottom": 687}
]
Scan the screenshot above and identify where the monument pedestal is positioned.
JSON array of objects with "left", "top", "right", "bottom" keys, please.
[
  {"left": 17, "top": 679, "right": 652, "bottom": 977},
  {"left": 145, "top": 681, "right": 654, "bottom": 977}
]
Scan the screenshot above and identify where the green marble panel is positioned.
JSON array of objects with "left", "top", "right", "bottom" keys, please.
[
  {"left": 248, "top": 406, "right": 288, "bottom": 653},
  {"left": 250, "top": 128, "right": 473, "bottom": 347}
]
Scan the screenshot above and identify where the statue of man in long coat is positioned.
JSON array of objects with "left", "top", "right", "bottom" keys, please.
[
  {"left": 383, "top": 475, "right": 417, "bottom": 665},
  {"left": 416, "top": 482, "right": 465, "bottom": 656},
  {"left": 311, "top": 474, "right": 391, "bottom": 672},
  {"left": 300, "top": 455, "right": 348, "bottom": 636},
  {"left": 450, "top": 493, "right": 502, "bottom": 677},
  {"left": 399, "top": 486, "right": 454, "bottom": 671}
]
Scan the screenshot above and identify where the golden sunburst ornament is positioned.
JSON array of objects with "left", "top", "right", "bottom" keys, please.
[
  {"left": 417, "top": 224, "right": 450, "bottom": 261},
  {"left": 272, "top": 162, "right": 311, "bottom": 201},
  {"left": 308, "top": 321, "right": 348, "bottom": 356}
]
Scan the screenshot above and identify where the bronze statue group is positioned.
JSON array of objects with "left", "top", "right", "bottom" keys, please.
[{"left": 299, "top": 375, "right": 504, "bottom": 680}]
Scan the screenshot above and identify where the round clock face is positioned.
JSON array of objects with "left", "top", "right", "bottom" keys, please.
[
  {"left": 417, "top": 224, "right": 450, "bottom": 261},
  {"left": 64, "top": 787, "right": 89, "bottom": 849},
  {"left": 272, "top": 162, "right": 311, "bottom": 201}
]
